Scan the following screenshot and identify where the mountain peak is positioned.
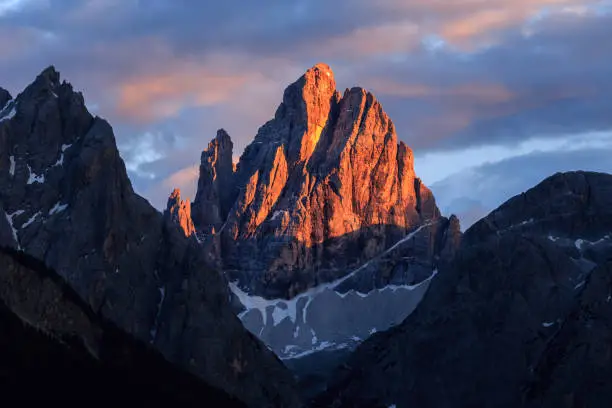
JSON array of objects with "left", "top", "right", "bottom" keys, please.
[
  {"left": 165, "top": 188, "right": 195, "bottom": 237},
  {"left": 168, "top": 187, "right": 182, "bottom": 201},
  {"left": 0, "top": 87, "right": 11, "bottom": 108},
  {"left": 28, "top": 65, "right": 61, "bottom": 94},
  {"left": 215, "top": 128, "right": 232, "bottom": 143},
  {"left": 308, "top": 62, "right": 334, "bottom": 81},
  {"left": 191, "top": 129, "right": 235, "bottom": 232},
  {"left": 194, "top": 63, "right": 442, "bottom": 299}
]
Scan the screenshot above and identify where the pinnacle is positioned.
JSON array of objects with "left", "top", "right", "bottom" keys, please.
[
  {"left": 36, "top": 65, "right": 61, "bottom": 87},
  {"left": 169, "top": 188, "right": 181, "bottom": 201},
  {"left": 305, "top": 62, "right": 335, "bottom": 84}
]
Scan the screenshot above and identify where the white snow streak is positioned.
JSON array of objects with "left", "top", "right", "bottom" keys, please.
[
  {"left": 283, "top": 341, "right": 350, "bottom": 360},
  {"left": 21, "top": 211, "right": 41, "bottom": 229},
  {"left": 52, "top": 144, "right": 72, "bottom": 167},
  {"left": 9, "top": 156, "right": 15, "bottom": 176},
  {"left": 542, "top": 322, "right": 556, "bottom": 328},
  {"left": 48, "top": 202, "right": 68, "bottom": 215},
  {"left": 575, "top": 239, "right": 585, "bottom": 251},
  {"left": 229, "top": 224, "right": 436, "bottom": 332},
  {"left": 5, "top": 210, "right": 24, "bottom": 249},
  {"left": 270, "top": 210, "right": 285, "bottom": 221},
  {"left": 0, "top": 100, "right": 16, "bottom": 122},
  {"left": 27, "top": 165, "right": 45, "bottom": 184}
]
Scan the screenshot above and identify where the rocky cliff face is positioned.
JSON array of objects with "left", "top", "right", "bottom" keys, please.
[
  {"left": 0, "top": 247, "right": 246, "bottom": 407},
  {"left": 316, "top": 171, "right": 612, "bottom": 408},
  {"left": 0, "top": 67, "right": 301, "bottom": 408},
  {"left": 178, "top": 63, "right": 459, "bottom": 384},
  {"left": 192, "top": 129, "right": 235, "bottom": 234},
  {"left": 164, "top": 188, "right": 196, "bottom": 237},
  {"left": 191, "top": 63, "right": 447, "bottom": 300},
  {"left": 177, "top": 64, "right": 456, "bottom": 365}
]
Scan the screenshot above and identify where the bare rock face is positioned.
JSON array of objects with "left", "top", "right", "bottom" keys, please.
[
  {"left": 164, "top": 188, "right": 195, "bottom": 237},
  {"left": 191, "top": 129, "right": 235, "bottom": 234},
  {"left": 0, "top": 248, "right": 247, "bottom": 407},
  {"left": 316, "top": 171, "right": 612, "bottom": 408},
  {"left": 0, "top": 87, "right": 11, "bottom": 110},
  {"left": 0, "top": 67, "right": 301, "bottom": 408},
  {"left": 189, "top": 63, "right": 447, "bottom": 300}
]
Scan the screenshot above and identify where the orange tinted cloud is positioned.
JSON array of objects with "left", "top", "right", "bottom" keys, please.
[
  {"left": 368, "top": 78, "right": 516, "bottom": 103},
  {"left": 377, "top": 0, "right": 599, "bottom": 47},
  {"left": 116, "top": 65, "right": 255, "bottom": 122},
  {"left": 144, "top": 165, "right": 200, "bottom": 208}
]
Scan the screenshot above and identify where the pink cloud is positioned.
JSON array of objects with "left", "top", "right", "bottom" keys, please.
[
  {"left": 143, "top": 165, "right": 199, "bottom": 208},
  {"left": 116, "top": 65, "right": 255, "bottom": 123}
]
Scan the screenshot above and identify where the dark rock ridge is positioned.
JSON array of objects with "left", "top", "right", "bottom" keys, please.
[
  {"left": 0, "top": 66, "right": 301, "bottom": 407},
  {"left": 188, "top": 63, "right": 454, "bottom": 300},
  {"left": 316, "top": 171, "right": 612, "bottom": 408},
  {"left": 192, "top": 128, "right": 235, "bottom": 234},
  {"left": 0, "top": 87, "right": 11, "bottom": 109},
  {"left": 0, "top": 247, "right": 246, "bottom": 407}
]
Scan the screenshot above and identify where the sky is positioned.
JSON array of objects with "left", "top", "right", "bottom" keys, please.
[{"left": 1, "top": 0, "right": 611, "bottom": 229}]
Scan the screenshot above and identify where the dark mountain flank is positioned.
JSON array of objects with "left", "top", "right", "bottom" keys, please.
[
  {"left": 0, "top": 66, "right": 301, "bottom": 408},
  {"left": 316, "top": 171, "right": 612, "bottom": 408}
]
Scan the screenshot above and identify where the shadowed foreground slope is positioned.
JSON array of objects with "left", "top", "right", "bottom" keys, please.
[
  {"left": 316, "top": 171, "right": 612, "bottom": 408},
  {"left": 0, "top": 247, "right": 246, "bottom": 407}
]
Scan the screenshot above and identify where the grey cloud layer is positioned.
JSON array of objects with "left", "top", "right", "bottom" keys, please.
[
  {"left": 431, "top": 142, "right": 612, "bottom": 229},
  {"left": 1, "top": 0, "right": 610, "bottom": 209}
]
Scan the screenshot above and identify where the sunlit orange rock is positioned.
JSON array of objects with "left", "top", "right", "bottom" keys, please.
[
  {"left": 165, "top": 188, "right": 195, "bottom": 237},
  {"left": 176, "top": 63, "right": 445, "bottom": 298}
]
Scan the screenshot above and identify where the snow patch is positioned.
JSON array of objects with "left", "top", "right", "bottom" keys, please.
[
  {"left": 48, "top": 202, "right": 68, "bottom": 215},
  {"left": 270, "top": 210, "right": 285, "bottom": 221},
  {"left": 283, "top": 341, "right": 350, "bottom": 360},
  {"left": 574, "top": 280, "right": 586, "bottom": 290},
  {"left": 228, "top": 224, "right": 437, "bottom": 357},
  {"left": 52, "top": 144, "right": 72, "bottom": 167},
  {"left": 9, "top": 156, "right": 15, "bottom": 176},
  {"left": 0, "top": 100, "right": 16, "bottom": 122},
  {"left": 5, "top": 210, "right": 24, "bottom": 249},
  {"left": 575, "top": 239, "right": 585, "bottom": 251},
  {"left": 311, "top": 328, "right": 318, "bottom": 345},
  {"left": 369, "top": 327, "right": 378, "bottom": 334},
  {"left": 27, "top": 165, "right": 45, "bottom": 184},
  {"left": 22, "top": 211, "right": 41, "bottom": 229},
  {"left": 542, "top": 321, "right": 555, "bottom": 328}
]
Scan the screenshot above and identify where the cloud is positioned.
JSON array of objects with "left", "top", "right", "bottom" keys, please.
[
  {"left": 116, "top": 64, "right": 255, "bottom": 122},
  {"left": 429, "top": 130, "right": 612, "bottom": 229},
  {"left": 141, "top": 165, "right": 199, "bottom": 210},
  {"left": 0, "top": 0, "right": 610, "bottom": 210}
]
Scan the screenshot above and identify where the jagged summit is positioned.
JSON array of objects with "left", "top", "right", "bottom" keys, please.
[
  {"left": 164, "top": 188, "right": 195, "bottom": 237},
  {"left": 0, "top": 67, "right": 303, "bottom": 408},
  {"left": 0, "top": 87, "right": 11, "bottom": 108},
  {"left": 191, "top": 128, "right": 235, "bottom": 233},
  {"left": 181, "top": 63, "right": 449, "bottom": 301}
]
